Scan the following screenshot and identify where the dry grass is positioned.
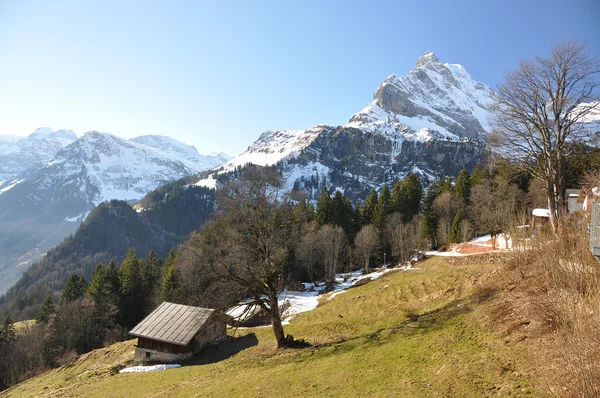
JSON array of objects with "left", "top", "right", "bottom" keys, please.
[{"left": 475, "top": 217, "right": 600, "bottom": 397}]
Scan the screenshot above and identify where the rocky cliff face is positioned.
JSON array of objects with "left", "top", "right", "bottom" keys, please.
[{"left": 199, "top": 52, "right": 491, "bottom": 201}]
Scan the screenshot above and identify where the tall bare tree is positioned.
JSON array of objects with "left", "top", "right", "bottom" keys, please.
[
  {"left": 471, "top": 176, "right": 520, "bottom": 249},
  {"left": 354, "top": 224, "right": 379, "bottom": 273},
  {"left": 317, "top": 225, "right": 349, "bottom": 286},
  {"left": 491, "top": 41, "right": 600, "bottom": 232},
  {"left": 187, "top": 167, "right": 295, "bottom": 348}
]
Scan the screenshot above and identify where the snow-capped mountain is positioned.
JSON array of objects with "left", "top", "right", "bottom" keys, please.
[
  {"left": 130, "top": 135, "right": 232, "bottom": 171},
  {"left": 0, "top": 127, "right": 77, "bottom": 180},
  {"left": 0, "top": 130, "right": 228, "bottom": 294},
  {"left": 348, "top": 52, "right": 494, "bottom": 139},
  {"left": 202, "top": 52, "right": 491, "bottom": 199}
]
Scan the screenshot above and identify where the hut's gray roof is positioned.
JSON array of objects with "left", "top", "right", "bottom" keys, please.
[{"left": 129, "top": 302, "right": 215, "bottom": 346}]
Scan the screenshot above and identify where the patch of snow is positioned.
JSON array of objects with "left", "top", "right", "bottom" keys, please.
[
  {"left": 119, "top": 364, "right": 181, "bottom": 373},
  {"left": 532, "top": 208, "right": 550, "bottom": 218},
  {"left": 194, "top": 175, "right": 218, "bottom": 189},
  {"left": 0, "top": 179, "right": 24, "bottom": 194}
]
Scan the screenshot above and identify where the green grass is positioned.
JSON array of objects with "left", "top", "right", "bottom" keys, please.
[{"left": 2, "top": 257, "right": 541, "bottom": 397}]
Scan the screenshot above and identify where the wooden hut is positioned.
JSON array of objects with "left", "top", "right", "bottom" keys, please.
[{"left": 129, "top": 302, "right": 227, "bottom": 363}]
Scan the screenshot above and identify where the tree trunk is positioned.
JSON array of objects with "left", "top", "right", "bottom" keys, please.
[
  {"left": 547, "top": 187, "right": 559, "bottom": 234},
  {"left": 268, "top": 293, "right": 286, "bottom": 348}
]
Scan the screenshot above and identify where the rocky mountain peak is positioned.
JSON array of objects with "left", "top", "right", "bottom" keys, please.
[{"left": 415, "top": 51, "right": 440, "bottom": 67}]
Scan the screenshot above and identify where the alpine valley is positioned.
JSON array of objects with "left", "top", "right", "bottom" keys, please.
[
  {"left": 0, "top": 130, "right": 230, "bottom": 295},
  {"left": 1, "top": 52, "right": 497, "bottom": 316}
]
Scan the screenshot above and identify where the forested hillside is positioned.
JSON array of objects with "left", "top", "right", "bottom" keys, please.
[{"left": 0, "top": 181, "right": 216, "bottom": 321}]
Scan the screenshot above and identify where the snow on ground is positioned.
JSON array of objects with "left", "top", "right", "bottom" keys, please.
[
  {"left": 119, "top": 364, "right": 181, "bottom": 373},
  {"left": 194, "top": 175, "right": 218, "bottom": 189},
  {"left": 0, "top": 179, "right": 24, "bottom": 194},
  {"left": 227, "top": 265, "right": 415, "bottom": 327},
  {"left": 426, "top": 233, "right": 513, "bottom": 257}
]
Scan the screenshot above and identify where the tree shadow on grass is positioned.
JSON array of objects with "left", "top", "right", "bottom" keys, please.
[
  {"left": 182, "top": 333, "right": 259, "bottom": 366},
  {"left": 309, "top": 297, "right": 474, "bottom": 354}
]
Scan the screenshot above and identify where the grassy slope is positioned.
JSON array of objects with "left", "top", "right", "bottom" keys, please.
[{"left": 2, "top": 257, "right": 542, "bottom": 397}]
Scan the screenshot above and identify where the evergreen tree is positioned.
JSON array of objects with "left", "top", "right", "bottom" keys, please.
[
  {"left": 0, "top": 315, "right": 16, "bottom": 343},
  {"left": 372, "top": 185, "right": 391, "bottom": 235},
  {"left": 141, "top": 250, "right": 163, "bottom": 310},
  {"left": 106, "top": 259, "right": 121, "bottom": 304},
  {"left": 160, "top": 262, "right": 182, "bottom": 303},
  {"left": 390, "top": 180, "right": 404, "bottom": 214},
  {"left": 164, "top": 248, "right": 179, "bottom": 270},
  {"left": 60, "top": 274, "right": 87, "bottom": 305},
  {"left": 449, "top": 212, "right": 462, "bottom": 244},
  {"left": 470, "top": 164, "right": 489, "bottom": 186},
  {"left": 315, "top": 187, "right": 333, "bottom": 226},
  {"left": 455, "top": 169, "right": 472, "bottom": 205},
  {"left": 118, "top": 249, "right": 145, "bottom": 329},
  {"left": 331, "top": 190, "right": 357, "bottom": 238},
  {"left": 420, "top": 182, "right": 440, "bottom": 248},
  {"left": 35, "top": 296, "right": 55, "bottom": 324},
  {"left": 293, "top": 196, "right": 315, "bottom": 224},
  {"left": 360, "top": 189, "right": 378, "bottom": 225},
  {"left": 87, "top": 263, "right": 113, "bottom": 309},
  {"left": 438, "top": 176, "right": 454, "bottom": 194},
  {"left": 391, "top": 173, "right": 423, "bottom": 223}
]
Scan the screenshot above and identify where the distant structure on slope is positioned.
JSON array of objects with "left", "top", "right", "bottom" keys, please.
[{"left": 129, "top": 302, "right": 227, "bottom": 363}]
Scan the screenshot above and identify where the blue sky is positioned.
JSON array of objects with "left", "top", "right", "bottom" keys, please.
[{"left": 1, "top": 0, "right": 598, "bottom": 155}]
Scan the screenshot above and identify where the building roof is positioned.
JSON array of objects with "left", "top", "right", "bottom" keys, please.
[{"left": 129, "top": 302, "right": 215, "bottom": 346}]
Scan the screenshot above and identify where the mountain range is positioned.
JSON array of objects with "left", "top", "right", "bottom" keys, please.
[
  {"left": 196, "top": 52, "right": 491, "bottom": 200},
  {"left": 6, "top": 51, "right": 596, "bottom": 319},
  {"left": 0, "top": 130, "right": 230, "bottom": 294}
]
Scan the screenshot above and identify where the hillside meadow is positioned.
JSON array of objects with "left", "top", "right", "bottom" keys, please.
[{"left": 3, "top": 255, "right": 552, "bottom": 397}]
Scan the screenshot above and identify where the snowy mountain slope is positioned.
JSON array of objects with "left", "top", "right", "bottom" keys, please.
[
  {"left": 198, "top": 52, "right": 491, "bottom": 199},
  {"left": 0, "top": 131, "right": 220, "bottom": 294},
  {"left": 131, "top": 135, "right": 231, "bottom": 171},
  {"left": 0, "top": 135, "right": 21, "bottom": 155},
  {"left": 0, "top": 128, "right": 77, "bottom": 180},
  {"left": 348, "top": 52, "right": 494, "bottom": 139}
]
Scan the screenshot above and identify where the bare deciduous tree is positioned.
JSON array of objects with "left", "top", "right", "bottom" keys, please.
[
  {"left": 354, "top": 224, "right": 379, "bottom": 273},
  {"left": 491, "top": 41, "right": 600, "bottom": 233},
  {"left": 317, "top": 225, "right": 349, "bottom": 286},
  {"left": 471, "top": 176, "right": 520, "bottom": 249},
  {"left": 432, "top": 192, "right": 463, "bottom": 246},
  {"left": 188, "top": 167, "right": 295, "bottom": 348},
  {"left": 295, "top": 223, "right": 320, "bottom": 281}
]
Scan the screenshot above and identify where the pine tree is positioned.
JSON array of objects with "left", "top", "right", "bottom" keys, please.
[
  {"left": 36, "top": 296, "right": 55, "bottom": 324},
  {"left": 87, "top": 263, "right": 113, "bottom": 309},
  {"left": 455, "top": 168, "right": 472, "bottom": 205},
  {"left": 60, "top": 274, "right": 87, "bottom": 305},
  {"left": 160, "top": 262, "right": 182, "bottom": 303},
  {"left": 470, "top": 164, "right": 488, "bottom": 187},
  {"left": 141, "top": 250, "right": 162, "bottom": 311},
  {"left": 0, "top": 315, "right": 16, "bottom": 343},
  {"left": 118, "top": 249, "right": 144, "bottom": 328},
  {"left": 438, "top": 176, "right": 454, "bottom": 194},
  {"left": 420, "top": 182, "right": 440, "bottom": 248},
  {"left": 390, "top": 180, "right": 404, "bottom": 214},
  {"left": 391, "top": 173, "right": 423, "bottom": 223},
  {"left": 164, "top": 248, "right": 179, "bottom": 270},
  {"left": 449, "top": 212, "right": 462, "bottom": 244},
  {"left": 331, "top": 190, "right": 357, "bottom": 237},
  {"left": 372, "top": 185, "right": 391, "bottom": 235},
  {"left": 360, "top": 189, "right": 378, "bottom": 225},
  {"left": 106, "top": 259, "right": 121, "bottom": 304},
  {"left": 315, "top": 186, "right": 333, "bottom": 226}
]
